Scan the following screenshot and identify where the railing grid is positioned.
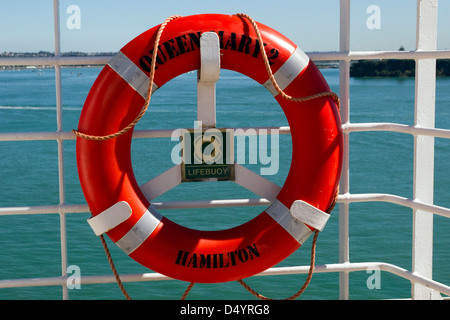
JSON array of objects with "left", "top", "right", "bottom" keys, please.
[{"left": 1, "top": 0, "right": 450, "bottom": 299}]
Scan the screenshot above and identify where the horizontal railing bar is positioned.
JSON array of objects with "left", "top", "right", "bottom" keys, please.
[
  {"left": 343, "top": 122, "right": 450, "bottom": 139},
  {"left": 1, "top": 261, "right": 449, "bottom": 297},
  {"left": 3, "top": 122, "right": 450, "bottom": 142},
  {"left": 0, "top": 126, "right": 291, "bottom": 142},
  {"left": 0, "top": 204, "right": 89, "bottom": 216},
  {"left": 2, "top": 49, "right": 450, "bottom": 68},
  {"left": 0, "top": 131, "right": 74, "bottom": 142},
  {"left": 151, "top": 198, "right": 272, "bottom": 210},
  {"left": 338, "top": 193, "right": 450, "bottom": 218},
  {"left": 0, "top": 55, "right": 113, "bottom": 67},
  {"left": 259, "top": 262, "right": 450, "bottom": 297},
  {"left": 2, "top": 193, "right": 450, "bottom": 219},
  {"left": 0, "top": 276, "right": 66, "bottom": 289},
  {"left": 308, "top": 49, "right": 450, "bottom": 61}
]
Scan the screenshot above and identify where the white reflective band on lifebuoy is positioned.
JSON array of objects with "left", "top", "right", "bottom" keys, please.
[
  {"left": 265, "top": 199, "right": 313, "bottom": 244},
  {"left": 87, "top": 201, "right": 132, "bottom": 236},
  {"left": 263, "top": 47, "right": 310, "bottom": 96},
  {"left": 115, "top": 205, "right": 163, "bottom": 255},
  {"left": 290, "top": 200, "right": 330, "bottom": 232},
  {"left": 108, "top": 51, "right": 159, "bottom": 99}
]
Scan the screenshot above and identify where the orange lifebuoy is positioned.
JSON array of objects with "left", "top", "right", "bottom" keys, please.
[{"left": 76, "top": 14, "right": 342, "bottom": 283}]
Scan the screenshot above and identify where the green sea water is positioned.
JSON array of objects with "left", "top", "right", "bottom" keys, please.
[{"left": 0, "top": 66, "right": 449, "bottom": 300}]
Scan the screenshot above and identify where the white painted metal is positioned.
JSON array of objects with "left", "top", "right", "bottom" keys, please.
[
  {"left": 342, "top": 123, "right": 450, "bottom": 139},
  {"left": 412, "top": 0, "right": 440, "bottom": 300},
  {"left": 338, "top": 0, "right": 351, "bottom": 301},
  {"left": 1, "top": 0, "right": 450, "bottom": 300},
  {"left": 4, "top": 49, "right": 450, "bottom": 68},
  {"left": 0, "top": 55, "right": 113, "bottom": 67},
  {"left": 234, "top": 164, "right": 281, "bottom": 202},
  {"left": 2, "top": 261, "right": 449, "bottom": 297},
  {"left": 2, "top": 192, "right": 450, "bottom": 219},
  {"left": 197, "top": 32, "right": 220, "bottom": 128},
  {"left": 140, "top": 165, "right": 182, "bottom": 201},
  {"left": 308, "top": 49, "right": 450, "bottom": 61},
  {"left": 52, "top": 0, "right": 69, "bottom": 300},
  {"left": 2, "top": 123, "right": 450, "bottom": 142},
  {"left": 338, "top": 193, "right": 450, "bottom": 219}
]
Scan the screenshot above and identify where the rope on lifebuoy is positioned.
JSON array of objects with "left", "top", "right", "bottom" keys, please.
[
  {"left": 237, "top": 230, "right": 319, "bottom": 300},
  {"left": 99, "top": 235, "right": 132, "bottom": 300},
  {"left": 71, "top": 15, "right": 181, "bottom": 141},
  {"left": 234, "top": 13, "right": 340, "bottom": 111}
]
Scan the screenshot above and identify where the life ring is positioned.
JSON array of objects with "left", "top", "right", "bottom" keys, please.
[{"left": 76, "top": 14, "right": 342, "bottom": 283}]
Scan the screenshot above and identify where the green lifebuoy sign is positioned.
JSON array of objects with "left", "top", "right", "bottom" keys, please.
[{"left": 181, "top": 128, "right": 235, "bottom": 182}]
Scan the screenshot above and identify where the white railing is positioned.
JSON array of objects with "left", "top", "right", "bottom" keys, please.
[{"left": 1, "top": 0, "right": 450, "bottom": 300}]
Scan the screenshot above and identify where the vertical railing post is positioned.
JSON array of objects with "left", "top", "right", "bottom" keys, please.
[
  {"left": 53, "top": 0, "right": 69, "bottom": 300},
  {"left": 339, "top": 0, "right": 351, "bottom": 300},
  {"left": 412, "top": 0, "right": 441, "bottom": 300}
]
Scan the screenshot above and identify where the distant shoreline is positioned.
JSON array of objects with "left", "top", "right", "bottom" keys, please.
[
  {"left": 0, "top": 51, "right": 113, "bottom": 70},
  {"left": 0, "top": 51, "right": 115, "bottom": 58},
  {"left": 0, "top": 55, "right": 340, "bottom": 70},
  {"left": 350, "top": 59, "right": 450, "bottom": 77},
  {"left": 1, "top": 64, "right": 104, "bottom": 70},
  {"left": 0, "top": 51, "right": 341, "bottom": 69},
  {"left": 2, "top": 51, "right": 449, "bottom": 76}
]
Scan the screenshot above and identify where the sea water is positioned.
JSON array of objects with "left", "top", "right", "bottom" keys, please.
[{"left": 0, "top": 66, "right": 449, "bottom": 300}]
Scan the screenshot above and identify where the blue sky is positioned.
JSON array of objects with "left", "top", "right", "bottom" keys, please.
[{"left": 1, "top": 0, "right": 449, "bottom": 53}]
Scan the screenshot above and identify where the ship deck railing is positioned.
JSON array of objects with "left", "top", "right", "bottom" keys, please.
[{"left": 1, "top": 0, "right": 450, "bottom": 300}]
